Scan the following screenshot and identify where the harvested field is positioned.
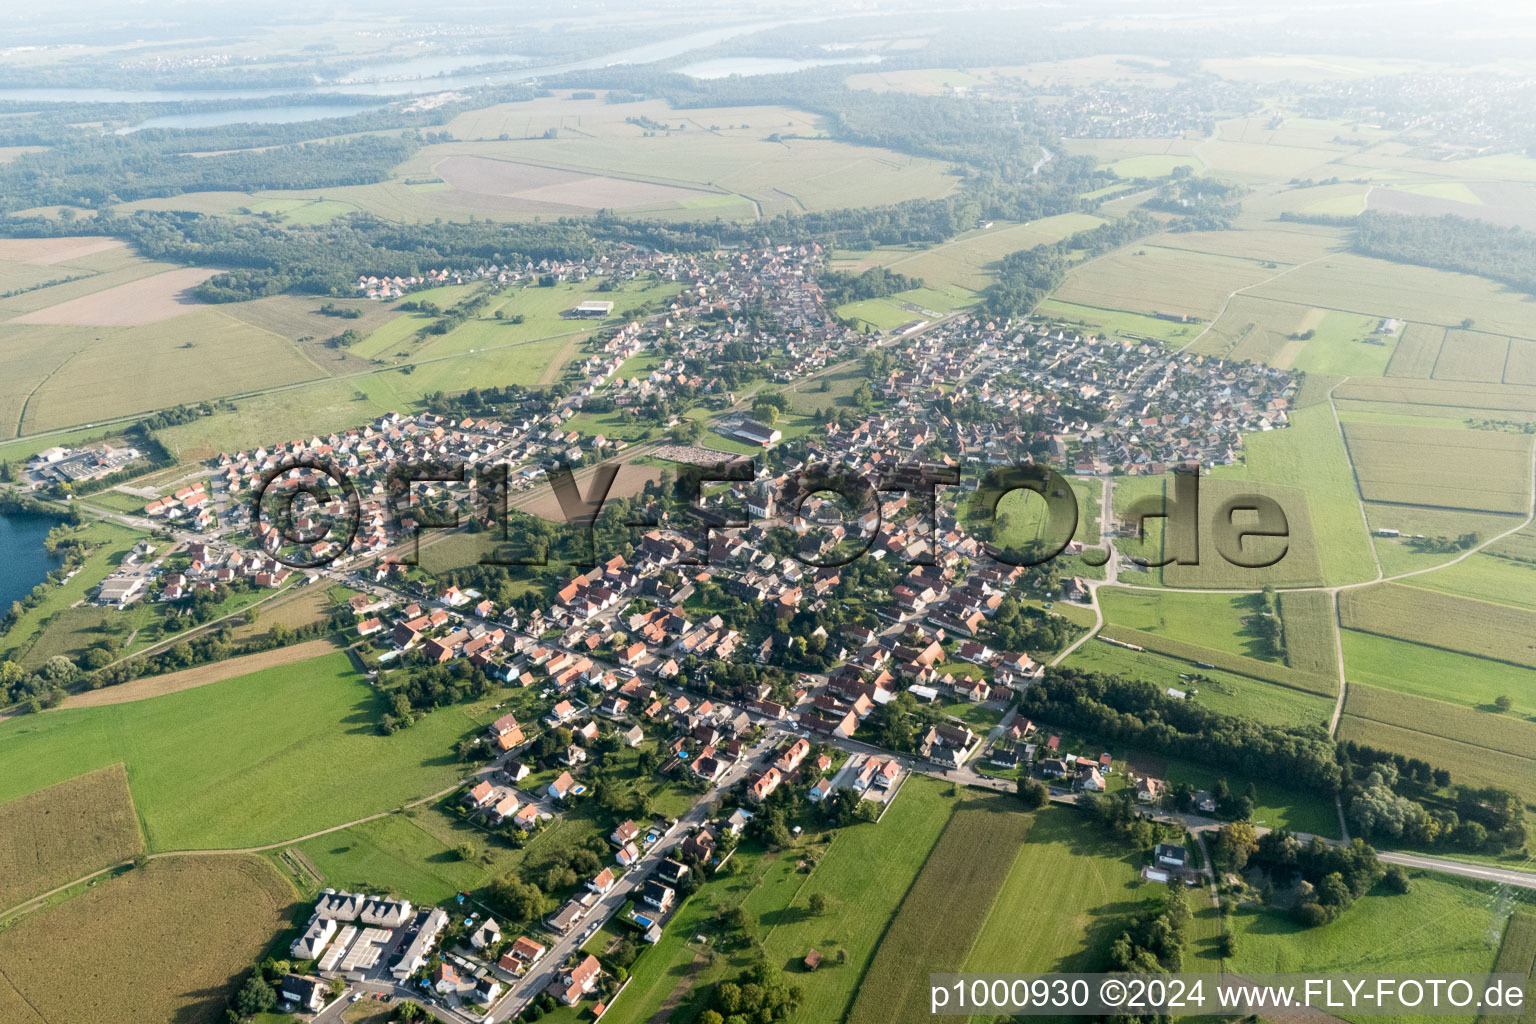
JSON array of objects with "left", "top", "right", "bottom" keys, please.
[
  {"left": 1333, "top": 378, "right": 1536, "bottom": 415},
  {"left": 436, "top": 154, "right": 717, "bottom": 210},
  {"left": 9, "top": 266, "right": 218, "bottom": 325},
  {"left": 61, "top": 638, "right": 344, "bottom": 708},
  {"left": 845, "top": 798, "right": 1033, "bottom": 1024},
  {"left": 1341, "top": 422, "right": 1532, "bottom": 514},
  {"left": 1433, "top": 329, "right": 1512, "bottom": 383},
  {"left": 0, "top": 765, "right": 141, "bottom": 911},
  {"left": 1386, "top": 322, "right": 1445, "bottom": 378},
  {"left": 0, "top": 855, "right": 298, "bottom": 1024},
  {"left": 1505, "top": 339, "right": 1536, "bottom": 387},
  {"left": 0, "top": 236, "right": 122, "bottom": 265},
  {"left": 1339, "top": 583, "right": 1536, "bottom": 668}
]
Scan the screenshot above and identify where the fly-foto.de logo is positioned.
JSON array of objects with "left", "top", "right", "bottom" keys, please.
[{"left": 250, "top": 456, "right": 1291, "bottom": 574}]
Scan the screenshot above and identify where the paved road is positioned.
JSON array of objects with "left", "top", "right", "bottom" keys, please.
[{"left": 485, "top": 736, "right": 767, "bottom": 1023}]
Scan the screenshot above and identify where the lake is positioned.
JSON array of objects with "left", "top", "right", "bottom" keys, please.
[
  {"left": 0, "top": 17, "right": 834, "bottom": 130},
  {"left": 0, "top": 513, "right": 63, "bottom": 613}
]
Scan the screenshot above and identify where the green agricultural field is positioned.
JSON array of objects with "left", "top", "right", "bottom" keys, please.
[
  {"left": 1229, "top": 874, "right": 1503, "bottom": 1024},
  {"left": 1483, "top": 911, "right": 1536, "bottom": 1024},
  {"left": 1341, "top": 629, "right": 1536, "bottom": 718},
  {"left": 1342, "top": 422, "right": 1532, "bottom": 514},
  {"left": 962, "top": 806, "right": 1215, "bottom": 980},
  {"left": 1245, "top": 253, "right": 1536, "bottom": 342},
  {"left": 1332, "top": 377, "right": 1536, "bottom": 416},
  {"left": 298, "top": 799, "right": 603, "bottom": 906},
  {"left": 1062, "top": 640, "right": 1333, "bottom": 728},
  {"left": 761, "top": 775, "right": 956, "bottom": 1024},
  {"left": 1052, "top": 245, "right": 1278, "bottom": 323},
  {"left": 1036, "top": 299, "right": 1203, "bottom": 345},
  {"left": 0, "top": 651, "right": 498, "bottom": 851},
  {"left": 1100, "top": 589, "right": 1280, "bottom": 662},
  {"left": 7, "top": 306, "right": 327, "bottom": 437},
  {"left": 1278, "top": 590, "right": 1338, "bottom": 679},
  {"left": 1339, "top": 583, "right": 1536, "bottom": 668},
  {"left": 1387, "top": 322, "right": 1447, "bottom": 378},
  {"left": 1205, "top": 404, "right": 1384, "bottom": 588},
  {"left": 1409, "top": 554, "right": 1536, "bottom": 611},
  {"left": 1343, "top": 683, "right": 1536, "bottom": 762},
  {"left": 1290, "top": 310, "right": 1399, "bottom": 377},
  {"left": 1435, "top": 329, "right": 1514, "bottom": 384},
  {"left": 1095, "top": 625, "right": 1335, "bottom": 698},
  {"left": 0, "top": 854, "right": 298, "bottom": 1024},
  {"left": 846, "top": 795, "right": 1034, "bottom": 1024},
  {"left": 0, "top": 764, "right": 141, "bottom": 912},
  {"left": 1338, "top": 716, "right": 1536, "bottom": 806},
  {"left": 872, "top": 214, "right": 1106, "bottom": 292}
]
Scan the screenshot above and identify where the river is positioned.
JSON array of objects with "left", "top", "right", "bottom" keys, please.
[{"left": 0, "top": 513, "right": 63, "bottom": 613}]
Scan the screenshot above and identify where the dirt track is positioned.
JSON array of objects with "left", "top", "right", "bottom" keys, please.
[{"left": 59, "top": 638, "right": 343, "bottom": 709}]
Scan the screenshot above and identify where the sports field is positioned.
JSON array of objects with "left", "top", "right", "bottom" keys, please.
[
  {"left": 0, "top": 855, "right": 298, "bottom": 1024},
  {"left": 0, "top": 651, "right": 492, "bottom": 850},
  {"left": 0, "top": 764, "right": 141, "bottom": 911}
]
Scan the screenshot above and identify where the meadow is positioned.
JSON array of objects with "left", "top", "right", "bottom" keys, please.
[
  {"left": 1203, "top": 404, "right": 1384, "bottom": 588},
  {"left": 846, "top": 796, "right": 1035, "bottom": 1024},
  {"left": 1339, "top": 583, "right": 1536, "bottom": 669},
  {"left": 1095, "top": 624, "right": 1336, "bottom": 698},
  {"left": 1035, "top": 298, "right": 1204, "bottom": 345},
  {"left": 1341, "top": 422, "right": 1532, "bottom": 514},
  {"left": 864, "top": 213, "right": 1105, "bottom": 292},
  {"left": 0, "top": 764, "right": 141, "bottom": 912},
  {"left": 0, "top": 651, "right": 493, "bottom": 851},
  {"left": 960, "top": 805, "right": 1188, "bottom": 976},
  {"left": 150, "top": 279, "right": 680, "bottom": 461},
  {"left": 1100, "top": 589, "right": 1279, "bottom": 662},
  {"left": 760, "top": 775, "right": 956, "bottom": 1024},
  {"left": 1062, "top": 640, "right": 1334, "bottom": 728},
  {"left": 1228, "top": 873, "right": 1504, "bottom": 1024},
  {"left": 0, "top": 855, "right": 298, "bottom": 1024},
  {"left": 1407, "top": 554, "right": 1536, "bottom": 610},
  {"left": 1341, "top": 629, "right": 1536, "bottom": 718}
]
